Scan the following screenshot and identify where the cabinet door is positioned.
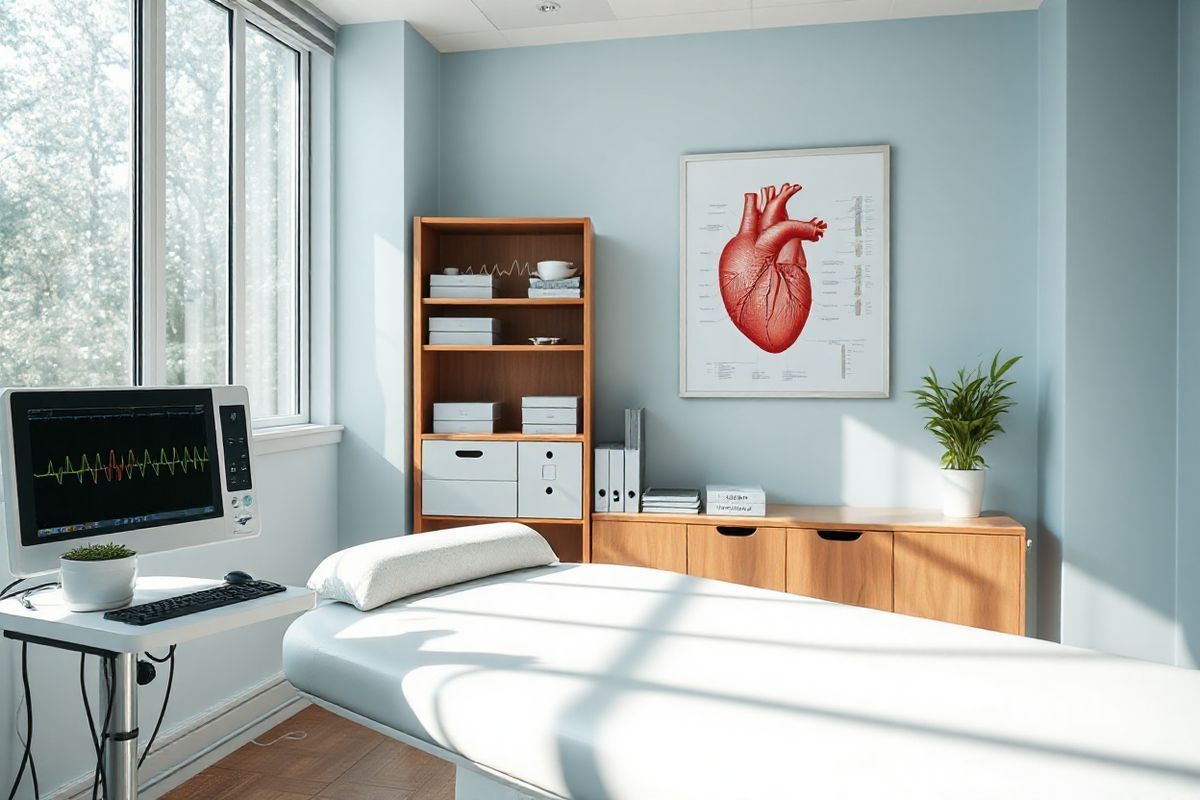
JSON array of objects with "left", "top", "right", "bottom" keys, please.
[
  {"left": 786, "top": 529, "right": 893, "bottom": 611},
  {"left": 592, "top": 520, "right": 687, "bottom": 573},
  {"left": 894, "top": 531, "right": 1024, "bottom": 634},
  {"left": 686, "top": 525, "right": 786, "bottom": 591}
]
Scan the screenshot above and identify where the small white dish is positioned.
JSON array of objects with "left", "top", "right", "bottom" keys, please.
[
  {"left": 529, "top": 337, "right": 561, "bottom": 346},
  {"left": 535, "top": 261, "right": 576, "bottom": 281},
  {"left": 443, "top": 267, "right": 460, "bottom": 275}
]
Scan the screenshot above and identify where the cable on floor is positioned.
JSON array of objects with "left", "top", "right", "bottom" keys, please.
[{"left": 251, "top": 730, "right": 308, "bottom": 747}]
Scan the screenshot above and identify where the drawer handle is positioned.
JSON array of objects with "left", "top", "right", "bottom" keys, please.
[
  {"left": 454, "top": 450, "right": 484, "bottom": 459},
  {"left": 716, "top": 526, "right": 757, "bottom": 537},
  {"left": 818, "top": 530, "right": 862, "bottom": 542}
]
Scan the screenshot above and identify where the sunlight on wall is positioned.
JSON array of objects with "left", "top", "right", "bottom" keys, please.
[
  {"left": 374, "top": 234, "right": 408, "bottom": 468},
  {"left": 840, "top": 416, "right": 940, "bottom": 508}
]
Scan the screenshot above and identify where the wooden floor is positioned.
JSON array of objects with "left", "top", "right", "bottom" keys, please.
[{"left": 163, "top": 705, "right": 455, "bottom": 800}]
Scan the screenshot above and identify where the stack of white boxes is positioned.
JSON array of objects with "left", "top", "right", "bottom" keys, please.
[
  {"left": 432, "top": 402, "right": 501, "bottom": 434},
  {"left": 428, "top": 317, "right": 500, "bottom": 346},
  {"left": 521, "top": 396, "right": 581, "bottom": 435},
  {"left": 429, "top": 272, "right": 496, "bottom": 298}
]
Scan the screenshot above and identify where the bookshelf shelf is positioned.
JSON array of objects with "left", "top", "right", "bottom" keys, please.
[{"left": 413, "top": 216, "right": 594, "bottom": 563}]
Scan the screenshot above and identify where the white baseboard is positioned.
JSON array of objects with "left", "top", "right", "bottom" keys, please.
[{"left": 50, "top": 673, "right": 308, "bottom": 800}]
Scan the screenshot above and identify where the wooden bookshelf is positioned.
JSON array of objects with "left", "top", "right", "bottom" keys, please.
[{"left": 412, "top": 217, "right": 594, "bottom": 562}]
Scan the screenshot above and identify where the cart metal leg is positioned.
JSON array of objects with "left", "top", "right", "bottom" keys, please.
[{"left": 103, "top": 652, "right": 140, "bottom": 800}]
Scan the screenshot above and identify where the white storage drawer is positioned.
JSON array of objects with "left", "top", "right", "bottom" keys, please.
[
  {"left": 422, "top": 479, "right": 517, "bottom": 518},
  {"left": 422, "top": 440, "right": 516, "bottom": 481},
  {"left": 518, "top": 442, "right": 583, "bottom": 520}
]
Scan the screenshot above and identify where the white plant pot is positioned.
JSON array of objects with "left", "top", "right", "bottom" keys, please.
[
  {"left": 941, "top": 469, "right": 986, "bottom": 518},
  {"left": 60, "top": 555, "right": 137, "bottom": 612}
]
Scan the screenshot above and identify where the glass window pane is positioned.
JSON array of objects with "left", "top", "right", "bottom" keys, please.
[
  {"left": 0, "top": 0, "right": 133, "bottom": 387},
  {"left": 244, "top": 26, "right": 301, "bottom": 419},
  {"left": 164, "top": 0, "right": 230, "bottom": 386}
]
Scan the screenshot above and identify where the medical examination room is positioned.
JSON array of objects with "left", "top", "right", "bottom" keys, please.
[{"left": 0, "top": 0, "right": 1198, "bottom": 797}]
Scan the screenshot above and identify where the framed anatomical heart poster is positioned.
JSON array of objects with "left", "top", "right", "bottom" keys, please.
[{"left": 680, "top": 145, "right": 890, "bottom": 398}]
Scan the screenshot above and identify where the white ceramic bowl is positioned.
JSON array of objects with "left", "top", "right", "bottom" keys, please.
[{"left": 536, "top": 260, "right": 576, "bottom": 281}]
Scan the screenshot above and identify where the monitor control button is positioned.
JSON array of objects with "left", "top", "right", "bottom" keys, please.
[
  {"left": 231, "top": 497, "right": 240, "bottom": 508},
  {"left": 242, "top": 495, "right": 253, "bottom": 507}
]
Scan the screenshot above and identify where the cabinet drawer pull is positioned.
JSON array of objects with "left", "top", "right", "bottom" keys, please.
[
  {"left": 716, "top": 526, "right": 757, "bottom": 537},
  {"left": 454, "top": 449, "right": 484, "bottom": 459},
  {"left": 817, "top": 530, "right": 862, "bottom": 542}
]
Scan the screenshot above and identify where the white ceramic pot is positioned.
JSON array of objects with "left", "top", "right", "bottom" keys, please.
[
  {"left": 941, "top": 469, "right": 986, "bottom": 518},
  {"left": 60, "top": 555, "right": 137, "bottom": 612}
]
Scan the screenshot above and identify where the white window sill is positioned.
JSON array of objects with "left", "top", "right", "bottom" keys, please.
[{"left": 252, "top": 423, "right": 344, "bottom": 456}]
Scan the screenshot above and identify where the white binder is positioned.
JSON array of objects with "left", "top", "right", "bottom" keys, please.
[
  {"left": 607, "top": 443, "right": 625, "bottom": 512},
  {"left": 623, "top": 408, "right": 644, "bottom": 513},
  {"left": 593, "top": 445, "right": 610, "bottom": 512}
]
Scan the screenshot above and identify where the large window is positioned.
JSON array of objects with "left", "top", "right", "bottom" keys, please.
[{"left": 0, "top": 0, "right": 309, "bottom": 425}]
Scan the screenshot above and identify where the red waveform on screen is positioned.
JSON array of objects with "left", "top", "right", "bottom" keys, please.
[{"left": 32, "top": 446, "right": 211, "bottom": 485}]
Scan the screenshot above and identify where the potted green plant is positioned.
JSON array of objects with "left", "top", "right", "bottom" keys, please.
[
  {"left": 912, "top": 352, "right": 1020, "bottom": 518},
  {"left": 60, "top": 542, "right": 137, "bottom": 612}
]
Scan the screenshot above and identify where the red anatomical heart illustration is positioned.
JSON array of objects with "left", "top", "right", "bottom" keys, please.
[{"left": 719, "top": 184, "right": 827, "bottom": 353}]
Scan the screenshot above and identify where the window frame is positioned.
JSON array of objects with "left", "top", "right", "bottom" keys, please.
[{"left": 135, "top": 0, "right": 310, "bottom": 428}]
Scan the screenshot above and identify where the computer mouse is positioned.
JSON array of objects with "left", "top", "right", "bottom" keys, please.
[{"left": 224, "top": 570, "right": 254, "bottom": 585}]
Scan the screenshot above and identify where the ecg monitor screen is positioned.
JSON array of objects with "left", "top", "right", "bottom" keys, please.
[{"left": 10, "top": 389, "right": 223, "bottom": 546}]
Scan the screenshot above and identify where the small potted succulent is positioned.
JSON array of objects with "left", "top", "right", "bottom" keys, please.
[
  {"left": 912, "top": 352, "right": 1020, "bottom": 518},
  {"left": 60, "top": 542, "right": 137, "bottom": 612}
]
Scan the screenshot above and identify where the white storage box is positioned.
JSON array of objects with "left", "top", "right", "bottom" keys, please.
[
  {"left": 522, "top": 423, "right": 578, "bottom": 435},
  {"left": 422, "top": 440, "right": 516, "bottom": 481},
  {"left": 422, "top": 479, "right": 516, "bottom": 518},
  {"left": 432, "top": 420, "right": 496, "bottom": 434},
  {"left": 433, "top": 402, "right": 501, "bottom": 421},
  {"left": 430, "top": 286, "right": 494, "bottom": 299},
  {"left": 518, "top": 442, "right": 583, "bottom": 519},
  {"left": 428, "top": 317, "right": 501, "bottom": 333},
  {"left": 522, "top": 396, "right": 582, "bottom": 409},
  {"left": 428, "top": 332, "right": 501, "bottom": 346},
  {"left": 522, "top": 407, "right": 581, "bottom": 426},
  {"left": 429, "top": 274, "right": 496, "bottom": 287}
]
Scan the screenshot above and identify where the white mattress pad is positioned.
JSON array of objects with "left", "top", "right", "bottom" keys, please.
[{"left": 283, "top": 563, "right": 1200, "bottom": 799}]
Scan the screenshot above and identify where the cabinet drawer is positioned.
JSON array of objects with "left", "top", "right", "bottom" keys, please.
[
  {"left": 517, "top": 442, "right": 583, "bottom": 519},
  {"left": 422, "top": 479, "right": 517, "bottom": 518},
  {"left": 894, "top": 531, "right": 1024, "bottom": 634},
  {"left": 786, "top": 529, "right": 893, "bottom": 611},
  {"left": 592, "top": 521, "right": 687, "bottom": 573},
  {"left": 686, "top": 524, "right": 786, "bottom": 591},
  {"left": 422, "top": 440, "right": 516, "bottom": 481}
]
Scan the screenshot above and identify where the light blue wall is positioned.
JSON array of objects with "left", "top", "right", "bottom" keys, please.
[
  {"left": 1036, "top": 0, "right": 1067, "bottom": 644},
  {"left": 1055, "top": 0, "right": 1179, "bottom": 663},
  {"left": 335, "top": 22, "right": 439, "bottom": 547},
  {"left": 437, "top": 14, "right": 1040, "bottom": 557},
  {"left": 1177, "top": 0, "right": 1200, "bottom": 668}
]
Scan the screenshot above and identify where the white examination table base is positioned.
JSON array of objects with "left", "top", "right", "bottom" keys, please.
[{"left": 283, "top": 564, "right": 1200, "bottom": 799}]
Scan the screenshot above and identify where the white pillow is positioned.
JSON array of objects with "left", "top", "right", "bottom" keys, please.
[{"left": 307, "top": 522, "right": 558, "bottom": 610}]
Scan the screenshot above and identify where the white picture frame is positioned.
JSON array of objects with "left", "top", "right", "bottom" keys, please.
[{"left": 679, "top": 145, "right": 891, "bottom": 398}]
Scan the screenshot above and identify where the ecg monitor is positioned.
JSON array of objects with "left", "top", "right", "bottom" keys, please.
[{"left": 1, "top": 386, "right": 261, "bottom": 576}]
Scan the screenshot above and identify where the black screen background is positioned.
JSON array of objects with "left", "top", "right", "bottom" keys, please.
[{"left": 11, "top": 389, "right": 223, "bottom": 546}]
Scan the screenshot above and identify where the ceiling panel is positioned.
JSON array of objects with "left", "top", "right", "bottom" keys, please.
[
  {"left": 472, "top": 0, "right": 617, "bottom": 30},
  {"left": 608, "top": 0, "right": 751, "bottom": 19},
  {"left": 310, "top": 0, "right": 1044, "bottom": 51}
]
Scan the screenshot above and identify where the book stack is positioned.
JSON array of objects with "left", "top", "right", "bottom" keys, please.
[
  {"left": 432, "top": 402, "right": 500, "bottom": 434},
  {"left": 642, "top": 488, "right": 701, "bottom": 515},
  {"left": 705, "top": 485, "right": 767, "bottom": 516},
  {"left": 428, "top": 317, "right": 500, "bottom": 346},
  {"left": 430, "top": 273, "right": 496, "bottom": 299},
  {"left": 522, "top": 396, "right": 580, "bottom": 434},
  {"left": 528, "top": 276, "right": 581, "bottom": 299}
]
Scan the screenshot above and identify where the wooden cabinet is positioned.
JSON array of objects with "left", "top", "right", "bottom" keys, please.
[
  {"left": 592, "top": 520, "right": 686, "bottom": 573},
  {"left": 894, "top": 531, "right": 1024, "bottom": 635},
  {"left": 786, "top": 529, "right": 893, "bottom": 612},
  {"left": 686, "top": 524, "right": 786, "bottom": 591},
  {"left": 590, "top": 506, "right": 1027, "bottom": 634}
]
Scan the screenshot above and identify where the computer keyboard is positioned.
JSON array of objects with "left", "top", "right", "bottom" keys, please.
[{"left": 103, "top": 580, "right": 286, "bottom": 625}]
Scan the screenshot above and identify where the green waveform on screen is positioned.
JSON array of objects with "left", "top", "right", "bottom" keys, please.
[{"left": 33, "top": 446, "right": 211, "bottom": 485}]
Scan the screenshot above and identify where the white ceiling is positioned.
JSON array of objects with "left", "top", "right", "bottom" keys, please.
[{"left": 312, "top": 0, "right": 1042, "bottom": 53}]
